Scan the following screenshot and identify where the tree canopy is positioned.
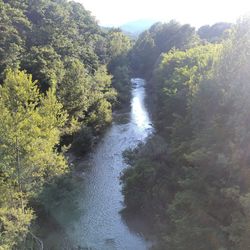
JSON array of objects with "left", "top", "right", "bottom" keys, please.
[
  {"left": 0, "top": 0, "right": 131, "bottom": 247},
  {"left": 122, "top": 18, "right": 250, "bottom": 250},
  {"left": 0, "top": 70, "right": 67, "bottom": 249}
]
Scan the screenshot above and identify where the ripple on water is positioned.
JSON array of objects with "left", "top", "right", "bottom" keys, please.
[{"left": 43, "top": 79, "right": 154, "bottom": 250}]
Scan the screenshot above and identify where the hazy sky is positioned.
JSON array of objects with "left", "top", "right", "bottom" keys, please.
[{"left": 77, "top": 0, "right": 250, "bottom": 27}]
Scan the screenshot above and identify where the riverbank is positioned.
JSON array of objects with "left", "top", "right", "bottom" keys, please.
[{"left": 32, "top": 79, "right": 154, "bottom": 250}]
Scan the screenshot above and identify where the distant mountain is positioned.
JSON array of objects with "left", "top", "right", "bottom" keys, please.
[{"left": 120, "top": 19, "right": 156, "bottom": 37}]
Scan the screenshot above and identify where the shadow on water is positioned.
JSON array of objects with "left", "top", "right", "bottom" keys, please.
[
  {"left": 113, "top": 111, "right": 131, "bottom": 125},
  {"left": 37, "top": 78, "right": 154, "bottom": 250},
  {"left": 34, "top": 173, "right": 85, "bottom": 249}
]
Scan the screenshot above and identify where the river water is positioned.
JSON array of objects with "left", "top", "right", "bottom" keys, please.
[{"left": 43, "top": 78, "right": 153, "bottom": 250}]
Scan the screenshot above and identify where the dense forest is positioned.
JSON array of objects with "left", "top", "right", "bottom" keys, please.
[
  {"left": 0, "top": 0, "right": 131, "bottom": 248},
  {"left": 122, "top": 18, "right": 250, "bottom": 250},
  {"left": 1, "top": 0, "right": 250, "bottom": 249}
]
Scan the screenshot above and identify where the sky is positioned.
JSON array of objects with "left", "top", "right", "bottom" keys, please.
[{"left": 77, "top": 0, "right": 250, "bottom": 27}]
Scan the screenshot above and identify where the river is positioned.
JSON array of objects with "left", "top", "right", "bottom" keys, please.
[{"left": 43, "top": 78, "right": 154, "bottom": 250}]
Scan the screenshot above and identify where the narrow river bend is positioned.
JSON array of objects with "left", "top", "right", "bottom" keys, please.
[{"left": 44, "top": 78, "right": 153, "bottom": 249}]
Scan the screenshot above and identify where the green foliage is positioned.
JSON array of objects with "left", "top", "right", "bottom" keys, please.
[
  {"left": 106, "top": 29, "right": 132, "bottom": 107},
  {"left": 152, "top": 44, "right": 222, "bottom": 137},
  {"left": 0, "top": 70, "right": 67, "bottom": 249},
  {"left": 0, "top": 0, "right": 128, "bottom": 146},
  {"left": 111, "top": 65, "right": 131, "bottom": 107},
  {"left": 0, "top": 0, "right": 129, "bottom": 248},
  {"left": 22, "top": 45, "right": 65, "bottom": 92},
  {"left": 129, "top": 20, "right": 198, "bottom": 78},
  {"left": 198, "top": 22, "right": 232, "bottom": 43},
  {"left": 71, "top": 126, "right": 94, "bottom": 155},
  {"left": 0, "top": 0, "right": 30, "bottom": 80},
  {"left": 122, "top": 19, "right": 250, "bottom": 249},
  {"left": 86, "top": 65, "right": 116, "bottom": 131},
  {"left": 57, "top": 58, "right": 92, "bottom": 120},
  {"left": 107, "top": 29, "right": 132, "bottom": 59}
]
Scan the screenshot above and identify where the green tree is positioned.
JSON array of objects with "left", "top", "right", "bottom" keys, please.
[
  {"left": 0, "top": 70, "right": 67, "bottom": 248},
  {"left": 57, "top": 58, "right": 92, "bottom": 120},
  {"left": 86, "top": 65, "right": 117, "bottom": 131},
  {"left": 122, "top": 19, "right": 250, "bottom": 250},
  {"left": 129, "top": 20, "right": 197, "bottom": 78},
  {"left": 22, "top": 45, "right": 65, "bottom": 92},
  {"left": 0, "top": 0, "right": 30, "bottom": 80},
  {"left": 106, "top": 29, "right": 132, "bottom": 106}
]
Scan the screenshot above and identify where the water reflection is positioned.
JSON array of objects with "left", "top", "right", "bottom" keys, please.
[
  {"left": 43, "top": 78, "right": 153, "bottom": 250},
  {"left": 131, "top": 78, "right": 152, "bottom": 131}
]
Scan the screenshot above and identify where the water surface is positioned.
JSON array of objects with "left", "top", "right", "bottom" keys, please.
[{"left": 44, "top": 78, "right": 153, "bottom": 250}]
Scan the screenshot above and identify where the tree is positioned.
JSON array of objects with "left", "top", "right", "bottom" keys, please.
[
  {"left": 0, "top": 69, "right": 67, "bottom": 248},
  {"left": 22, "top": 45, "right": 65, "bottom": 92},
  {"left": 122, "top": 18, "right": 250, "bottom": 249},
  {"left": 0, "top": 0, "right": 30, "bottom": 80},
  {"left": 57, "top": 58, "right": 92, "bottom": 121},
  {"left": 198, "top": 22, "right": 232, "bottom": 42},
  {"left": 106, "top": 29, "right": 132, "bottom": 106},
  {"left": 86, "top": 65, "right": 117, "bottom": 131},
  {"left": 129, "top": 21, "right": 197, "bottom": 78}
]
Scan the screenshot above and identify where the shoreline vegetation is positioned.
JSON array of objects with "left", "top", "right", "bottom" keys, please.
[
  {"left": 0, "top": 0, "right": 131, "bottom": 248},
  {"left": 1, "top": 0, "right": 250, "bottom": 249},
  {"left": 122, "top": 19, "right": 250, "bottom": 250}
]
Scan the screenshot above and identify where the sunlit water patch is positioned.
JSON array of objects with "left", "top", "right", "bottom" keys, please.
[{"left": 43, "top": 78, "right": 154, "bottom": 250}]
